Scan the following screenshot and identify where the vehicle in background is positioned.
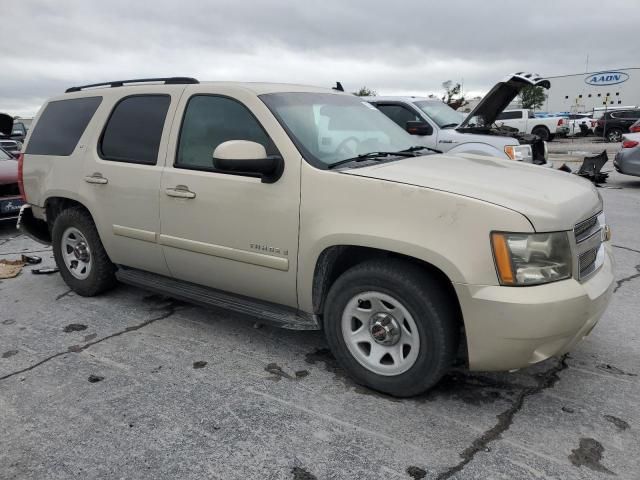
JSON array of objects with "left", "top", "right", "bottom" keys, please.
[
  {"left": 11, "top": 118, "right": 32, "bottom": 142},
  {"left": 494, "top": 109, "right": 564, "bottom": 142},
  {"left": 614, "top": 133, "right": 640, "bottom": 177},
  {"left": 0, "top": 147, "right": 23, "bottom": 220},
  {"left": 628, "top": 118, "right": 640, "bottom": 133},
  {"left": 592, "top": 105, "right": 638, "bottom": 120},
  {"left": 366, "top": 73, "right": 550, "bottom": 165},
  {"left": 0, "top": 138, "right": 22, "bottom": 158},
  {"left": 566, "top": 114, "right": 597, "bottom": 136},
  {"left": 594, "top": 109, "right": 640, "bottom": 142}
]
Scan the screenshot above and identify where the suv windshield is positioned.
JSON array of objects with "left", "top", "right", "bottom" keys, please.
[
  {"left": 260, "top": 93, "right": 414, "bottom": 168},
  {"left": 414, "top": 101, "right": 465, "bottom": 128}
]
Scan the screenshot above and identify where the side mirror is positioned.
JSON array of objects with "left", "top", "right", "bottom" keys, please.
[
  {"left": 406, "top": 121, "right": 433, "bottom": 136},
  {"left": 212, "top": 140, "right": 283, "bottom": 183}
]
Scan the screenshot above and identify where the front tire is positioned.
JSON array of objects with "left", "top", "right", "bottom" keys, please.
[
  {"left": 324, "top": 259, "right": 459, "bottom": 397},
  {"left": 52, "top": 207, "right": 116, "bottom": 296},
  {"left": 532, "top": 126, "right": 550, "bottom": 142}
]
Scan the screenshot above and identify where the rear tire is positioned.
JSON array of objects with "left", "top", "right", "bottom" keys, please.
[
  {"left": 531, "top": 126, "right": 550, "bottom": 142},
  {"left": 606, "top": 128, "right": 623, "bottom": 143},
  {"left": 324, "top": 259, "right": 459, "bottom": 397},
  {"left": 52, "top": 207, "right": 116, "bottom": 296}
]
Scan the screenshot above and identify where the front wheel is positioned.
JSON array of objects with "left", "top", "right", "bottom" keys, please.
[
  {"left": 52, "top": 207, "right": 117, "bottom": 296},
  {"left": 324, "top": 259, "right": 459, "bottom": 397}
]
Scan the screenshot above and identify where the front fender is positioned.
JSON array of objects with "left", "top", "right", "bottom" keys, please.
[{"left": 448, "top": 142, "right": 508, "bottom": 159}]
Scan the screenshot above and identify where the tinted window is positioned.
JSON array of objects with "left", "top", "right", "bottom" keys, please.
[
  {"left": 496, "top": 111, "right": 522, "bottom": 120},
  {"left": 176, "top": 95, "right": 274, "bottom": 170},
  {"left": 0, "top": 148, "right": 11, "bottom": 160},
  {"left": 100, "top": 95, "right": 170, "bottom": 165},
  {"left": 376, "top": 104, "right": 421, "bottom": 129},
  {"left": 26, "top": 97, "right": 102, "bottom": 156}
]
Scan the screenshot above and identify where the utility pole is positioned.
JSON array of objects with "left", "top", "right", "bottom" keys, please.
[{"left": 585, "top": 54, "right": 589, "bottom": 73}]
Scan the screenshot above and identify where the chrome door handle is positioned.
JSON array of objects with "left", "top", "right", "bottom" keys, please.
[
  {"left": 165, "top": 185, "right": 196, "bottom": 199},
  {"left": 84, "top": 173, "right": 108, "bottom": 184}
]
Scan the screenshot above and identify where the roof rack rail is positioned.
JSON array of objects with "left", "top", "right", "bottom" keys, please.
[{"left": 65, "top": 77, "right": 199, "bottom": 93}]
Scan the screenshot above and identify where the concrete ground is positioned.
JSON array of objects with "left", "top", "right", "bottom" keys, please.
[{"left": 1, "top": 156, "right": 639, "bottom": 479}]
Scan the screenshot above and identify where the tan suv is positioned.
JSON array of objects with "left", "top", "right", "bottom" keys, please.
[{"left": 18, "top": 77, "right": 614, "bottom": 396}]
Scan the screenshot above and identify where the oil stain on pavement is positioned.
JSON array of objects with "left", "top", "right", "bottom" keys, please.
[
  {"left": 568, "top": 438, "right": 614, "bottom": 475},
  {"left": 63, "top": 324, "right": 87, "bottom": 333},
  {"left": 291, "top": 466, "right": 317, "bottom": 480},
  {"left": 2, "top": 350, "right": 18, "bottom": 358},
  {"left": 604, "top": 414, "right": 630, "bottom": 431}
]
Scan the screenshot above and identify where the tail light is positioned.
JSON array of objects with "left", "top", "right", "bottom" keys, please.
[
  {"left": 557, "top": 119, "right": 564, "bottom": 126},
  {"left": 597, "top": 119, "right": 604, "bottom": 127},
  {"left": 630, "top": 125, "right": 640, "bottom": 133},
  {"left": 17, "top": 153, "right": 26, "bottom": 201},
  {"left": 622, "top": 140, "right": 639, "bottom": 148}
]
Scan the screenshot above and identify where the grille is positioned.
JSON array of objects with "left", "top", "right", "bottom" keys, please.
[
  {"left": 579, "top": 248, "right": 599, "bottom": 278},
  {"left": 574, "top": 214, "right": 599, "bottom": 242},
  {"left": 574, "top": 212, "right": 604, "bottom": 281}
]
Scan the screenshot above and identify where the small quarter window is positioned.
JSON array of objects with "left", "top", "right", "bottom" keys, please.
[{"left": 100, "top": 95, "right": 170, "bottom": 165}]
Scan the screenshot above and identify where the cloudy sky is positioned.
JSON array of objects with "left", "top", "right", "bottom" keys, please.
[{"left": 2, "top": 0, "right": 638, "bottom": 116}]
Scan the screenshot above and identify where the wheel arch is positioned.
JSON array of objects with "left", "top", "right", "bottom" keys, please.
[{"left": 311, "top": 244, "right": 467, "bottom": 359}]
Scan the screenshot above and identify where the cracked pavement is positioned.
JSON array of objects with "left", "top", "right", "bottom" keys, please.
[{"left": 1, "top": 170, "right": 639, "bottom": 479}]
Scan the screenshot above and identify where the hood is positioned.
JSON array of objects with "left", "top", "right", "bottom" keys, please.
[
  {"left": 458, "top": 73, "right": 551, "bottom": 129},
  {"left": 0, "top": 113, "right": 13, "bottom": 137},
  {"left": 342, "top": 154, "right": 601, "bottom": 232}
]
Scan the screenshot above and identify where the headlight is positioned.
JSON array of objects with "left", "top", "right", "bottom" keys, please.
[
  {"left": 504, "top": 145, "right": 532, "bottom": 162},
  {"left": 491, "top": 232, "right": 572, "bottom": 286}
]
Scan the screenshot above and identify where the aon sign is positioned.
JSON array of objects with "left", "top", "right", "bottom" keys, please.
[{"left": 585, "top": 71, "right": 630, "bottom": 86}]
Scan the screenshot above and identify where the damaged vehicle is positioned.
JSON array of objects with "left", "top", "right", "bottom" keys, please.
[
  {"left": 18, "top": 77, "right": 613, "bottom": 397},
  {"left": 0, "top": 114, "right": 24, "bottom": 220},
  {"left": 365, "top": 73, "right": 549, "bottom": 165}
]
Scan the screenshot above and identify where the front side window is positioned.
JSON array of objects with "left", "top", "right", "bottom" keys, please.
[
  {"left": 26, "top": 96, "right": 102, "bottom": 156},
  {"left": 100, "top": 95, "right": 170, "bottom": 165},
  {"left": 261, "top": 93, "right": 415, "bottom": 168},
  {"left": 176, "top": 95, "right": 275, "bottom": 171},
  {"left": 414, "top": 101, "right": 465, "bottom": 128},
  {"left": 376, "top": 104, "right": 421, "bottom": 129}
]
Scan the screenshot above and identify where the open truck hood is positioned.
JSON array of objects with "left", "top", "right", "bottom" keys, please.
[
  {"left": 0, "top": 113, "right": 14, "bottom": 137},
  {"left": 458, "top": 73, "right": 551, "bottom": 129},
  {"left": 342, "top": 153, "right": 601, "bottom": 232}
]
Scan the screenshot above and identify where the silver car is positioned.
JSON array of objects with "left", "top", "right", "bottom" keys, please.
[{"left": 614, "top": 133, "right": 640, "bottom": 177}]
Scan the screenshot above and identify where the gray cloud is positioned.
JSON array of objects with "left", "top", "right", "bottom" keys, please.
[{"left": 1, "top": 0, "right": 637, "bottom": 116}]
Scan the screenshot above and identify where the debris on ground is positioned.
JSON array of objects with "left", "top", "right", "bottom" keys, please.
[
  {"left": 31, "top": 266, "right": 59, "bottom": 275},
  {"left": 21, "top": 254, "right": 42, "bottom": 265},
  {"left": 88, "top": 375, "right": 104, "bottom": 383},
  {"left": 63, "top": 324, "right": 88, "bottom": 333},
  {"left": 193, "top": 361, "right": 207, "bottom": 369},
  {"left": 0, "top": 259, "right": 24, "bottom": 279},
  {"left": 576, "top": 150, "right": 609, "bottom": 184}
]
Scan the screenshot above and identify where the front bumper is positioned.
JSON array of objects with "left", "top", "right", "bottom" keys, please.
[
  {"left": 454, "top": 244, "right": 614, "bottom": 371},
  {"left": 0, "top": 195, "right": 23, "bottom": 220}
]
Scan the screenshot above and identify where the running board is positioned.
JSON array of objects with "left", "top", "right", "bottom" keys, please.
[{"left": 115, "top": 267, "right": 321, "bottom": 331}]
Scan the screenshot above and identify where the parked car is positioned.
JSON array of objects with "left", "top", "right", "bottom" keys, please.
[
  {"left": 11, "top": 118, "right": 32, "bottom": 142},
  {"left": 366, "top": 73, "right": 550, "bottom": 164},
  {"left": 0, "top": 138, "right": 22, "bottom": 157},
  {"left": 565, "top": 114, "right": 596, "bottom": 136},
  {"left": 594, "top": 109, "right": 640, "bottom": 142},
  {"left": 0, "top": 147, "right": 23, "bottom": 220},
  {"left": 629, "top": 118, "right": 640, "bottom": 133},
  {"left": 494, "top": 109, "right": 564, "bottom": 141},
  {"left": 18, "top": 77, "right": 613, "bottom": 397},
  {"left": 613, "top": 133, "right": 640, "bottom": 177}
]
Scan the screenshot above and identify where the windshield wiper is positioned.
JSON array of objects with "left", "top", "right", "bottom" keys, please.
[
  {"left": 327, "top": 151, "right": 416, "bottom": 169},
  {"left": 399, "top": 145, "right": 443, "bottom": 154},
  {"left": 440, "top": 123, "right": 459, "bottom": 129}
]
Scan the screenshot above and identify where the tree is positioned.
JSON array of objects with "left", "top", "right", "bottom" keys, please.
[
  {"left": 518, "top": 85, "right": 547, "bottom": 110},
  {"left": 353, "top": 86, "right": 377, "bottom": 97},
  {"left": 441, "top": 80, "right": 467, "bottom": 110}
]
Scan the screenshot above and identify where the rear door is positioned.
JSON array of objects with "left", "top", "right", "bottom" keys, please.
[
  {"left": 158, "top": 85, "right": 301, "bottom": 308},
  {"left": 80, "top": 86, "right": 184, "bottom": 275}
]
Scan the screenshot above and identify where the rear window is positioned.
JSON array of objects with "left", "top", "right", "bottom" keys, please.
[
  {"left": 26, "top": 97, "right": 102, "bottom": 156},
  {"left": 99, "top": 95, "right": 171, "bottom": 165}
]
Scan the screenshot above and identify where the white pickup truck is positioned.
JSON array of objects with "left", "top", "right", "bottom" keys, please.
[{"left": 494, "top": 109, "right": 563, "bottom": 142}]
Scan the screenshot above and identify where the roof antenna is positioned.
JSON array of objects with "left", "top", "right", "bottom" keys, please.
[{"left": 333, "top": 82, "right": 344, "bottom": 92}]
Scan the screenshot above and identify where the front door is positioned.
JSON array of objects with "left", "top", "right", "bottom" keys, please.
[{"left": 158, "top": 86, "right": 301, "bottom": 308}]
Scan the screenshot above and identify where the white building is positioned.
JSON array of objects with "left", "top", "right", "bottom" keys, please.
[{"left": 544, "top": 67, "right": 639, "bottom": 114}]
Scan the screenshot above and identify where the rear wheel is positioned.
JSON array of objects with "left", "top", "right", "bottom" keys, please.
[
  {"left": 531, "top": 126, "right": 550, "bottom": 142},
  {"left": 52, "top": 207, "right": 116, "bottom": 296},
  {"left": 606, "top": 128, "right": 623, "bottom": 143},
  {"left": 324, "top": 259, "right": 459, "bottom": 397}
]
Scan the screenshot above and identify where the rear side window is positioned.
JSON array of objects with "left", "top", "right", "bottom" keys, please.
[
  {"left": 496, "top": 111, "right": 521, "bottom": 120},
  {"left": 99, "top": 95, "right": 171, "bottom": 165},
  {"left": 25, "top": 97, "right": 102, "bottom": 156}
]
